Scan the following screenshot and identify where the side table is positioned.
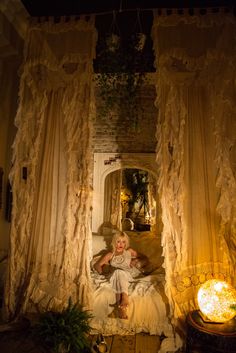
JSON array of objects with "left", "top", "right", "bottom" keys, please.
[{"left": 186, "top": 310, "right": 236, "bottom": 353}]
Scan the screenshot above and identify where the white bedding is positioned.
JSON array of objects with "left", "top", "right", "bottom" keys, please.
[
  {"left": 90, "top": 269, "right": 172, "bottom": 336},
  {"left": 89, "top": 231, "right": 181, "bottom": 352}
]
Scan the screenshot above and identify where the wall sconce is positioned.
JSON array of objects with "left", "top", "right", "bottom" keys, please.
[{"left": 197, "top": 279, "right": 236, "bottom": 323}]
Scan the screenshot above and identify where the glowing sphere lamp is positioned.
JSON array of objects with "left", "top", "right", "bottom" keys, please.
[{"left": 197, "top": 279, "right": 236, "bottom": 323}]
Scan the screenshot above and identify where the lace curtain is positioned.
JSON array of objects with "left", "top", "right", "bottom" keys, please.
[
  {"left": 4, "top": 17, "right": 97, "bottom": 319},
  {"left": 152, "top": 10, "right": 236, "bottom": 325}
]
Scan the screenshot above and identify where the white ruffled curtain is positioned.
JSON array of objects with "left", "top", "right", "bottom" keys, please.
[
  {"left": 152, "top": 10, "right": 236, "bottom": 325},
  {"left": 4, "top": 17, "right": 97, "bottom": 319},
  {"left": 104, "top": 170, "right": 122, "bottom": 229}
]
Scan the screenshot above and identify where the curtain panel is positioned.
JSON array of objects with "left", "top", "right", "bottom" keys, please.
[
  {"left": 104, "top": 170, "right": 122, "bottom": 229},
  {"left": 4, "top": 16, "right": 97, "bottom": 319},
  {"left": 152, "top": 9, "right": 236, "bottom": 326}
]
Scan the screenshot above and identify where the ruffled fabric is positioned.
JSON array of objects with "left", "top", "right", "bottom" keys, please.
[
  {"left": 90, "top": 269, "right": 182, "bottom": 352},
  {"left": 90, "top": 269, "right": 171, "bottom": 334},
  {"left": 152, "top": 10, "right": 236, "bottom": 331},
  {"left": 4, "top": 16, "right": 97, "bottom": 319}
]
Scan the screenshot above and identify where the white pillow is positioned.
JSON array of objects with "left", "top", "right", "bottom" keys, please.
[{"left": 92, "top": 234, "right": 108, "bottom": 256}]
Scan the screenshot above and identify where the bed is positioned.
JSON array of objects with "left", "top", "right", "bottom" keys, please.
[{"left": 89, "top": 230, "right": 181, "bottom": 353}]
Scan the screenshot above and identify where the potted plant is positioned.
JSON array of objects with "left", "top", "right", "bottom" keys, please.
[
  {"left": 106, "top": 33, "right": 120, "bottom": 52},
  {"left": 32, "top": 298, "right": 93, "bottom": 353}
]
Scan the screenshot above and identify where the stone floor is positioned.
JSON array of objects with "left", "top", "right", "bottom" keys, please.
[
  {"left": 0, "top": 317, "right": 163, "bottom": 353},
  {"left": 0, "top": 318, "right": 44, "bottom": 353},
  {"left": 0, "top": 308, "right": 187, "bottom": 353},
  {"left": 0, "top": 323, "right": 190, "bottom": 353}
]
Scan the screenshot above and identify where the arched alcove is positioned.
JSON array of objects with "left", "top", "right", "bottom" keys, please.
[
  {"left": 103, "top": 168, "right": 158, "bottom": 231},
  {"left": 92, "top": 153, "right": 162, "bottom": 235}
]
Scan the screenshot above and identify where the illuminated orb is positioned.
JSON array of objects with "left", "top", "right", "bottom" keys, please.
[{"left": 197, "top": 279, "right": 236, "bottom": 323}]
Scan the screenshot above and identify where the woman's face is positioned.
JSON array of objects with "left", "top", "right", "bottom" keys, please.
[{"left": 115, "top": 237, "right": 126, "bottom": 252}]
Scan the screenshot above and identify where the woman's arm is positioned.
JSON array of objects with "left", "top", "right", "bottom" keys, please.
[{"left": 94, "top": 251, "right": 112, "bottom": 274}]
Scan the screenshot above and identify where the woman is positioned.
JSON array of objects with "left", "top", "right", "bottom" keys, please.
[{"left": 94, "top": 230, "right": 148, "bottom": 319}]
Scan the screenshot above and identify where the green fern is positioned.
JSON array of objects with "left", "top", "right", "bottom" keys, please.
[{"left": 33, "top": 298, "right": 92, "bottom": 353}]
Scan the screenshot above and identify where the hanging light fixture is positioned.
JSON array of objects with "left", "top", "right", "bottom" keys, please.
[{"left": 197, "top": 279, "right": 236, "bottom": 323}]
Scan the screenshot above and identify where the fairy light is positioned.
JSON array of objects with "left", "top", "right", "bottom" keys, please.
[{"left": 197, "top": 279, "right": 236, "bottom": 323}]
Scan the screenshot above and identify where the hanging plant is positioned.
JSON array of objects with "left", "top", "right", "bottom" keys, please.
[
  {"left": 94, "top": 12, "right": 149, "bottom": 130},
  {"left": 106, "top": 33, "right": 120, "bottom": 52},
  {"left": 133, "top": 32, "right": 146, "bottom": 51},
  {"left": 95, "top": 31, "right": 148, "bottom": 130}
]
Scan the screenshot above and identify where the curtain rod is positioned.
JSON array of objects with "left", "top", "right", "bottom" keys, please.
[{"left": 32, "top": 5, "right": 234, "bottom": 23}]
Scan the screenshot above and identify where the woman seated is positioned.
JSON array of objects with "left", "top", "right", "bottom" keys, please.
[{"left": 94, "top": 230, "right": 149, "bottom": 320}]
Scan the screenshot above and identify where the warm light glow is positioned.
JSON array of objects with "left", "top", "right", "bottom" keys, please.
[
  {"left": 197, "top": 279, "right": 236, "bottom": 323},
  {"left": 145, "top": 213, "right": 150, "bottom": 223}
]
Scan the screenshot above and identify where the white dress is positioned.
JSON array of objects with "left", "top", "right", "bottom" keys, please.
[{"left": 109, "top": 250, "right": 133, "bottom": 295}]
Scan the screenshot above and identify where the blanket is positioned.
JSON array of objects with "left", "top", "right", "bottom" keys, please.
[{"left": 89, "top": 231, "right": 182, "bottom": 352}]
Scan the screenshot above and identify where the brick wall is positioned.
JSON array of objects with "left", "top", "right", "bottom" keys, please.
[{"left": 93, "top": 83, "right": 158, "bottom": 153}]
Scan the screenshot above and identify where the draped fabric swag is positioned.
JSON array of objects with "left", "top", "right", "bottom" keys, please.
[
  {"left": 4, "top": 17, "right": 97, "bottom": 319},
  {"left": 152, "top": 10, "right": 236, "bottom": 325}
]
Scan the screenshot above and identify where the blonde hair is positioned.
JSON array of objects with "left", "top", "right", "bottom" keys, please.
[{"left": 111, "top": 231, "right": 130, "bottom": 252}]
